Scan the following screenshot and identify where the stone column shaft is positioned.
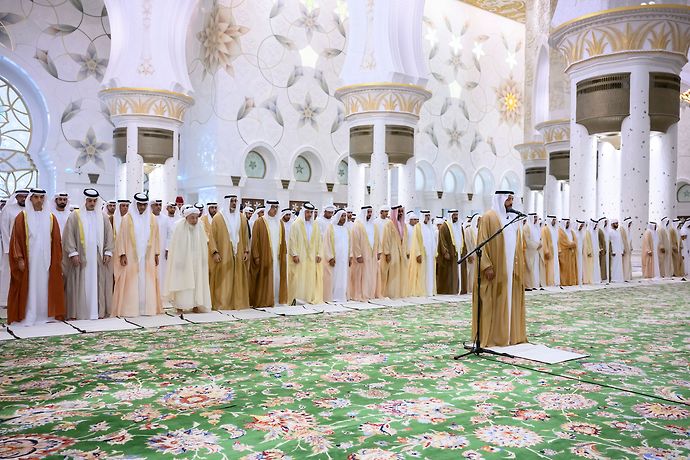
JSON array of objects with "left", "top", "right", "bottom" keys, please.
[
  {"left": 125, "top": 123, "right": 143, "bottom": 197},
  {"left": 370, "top": 121, "right": 389, "bottom": 210},
  {"left": 649, "top": 123, "right": 678, "bottom": 221},
  {"left": 620, "top": 65, "right": 651, "bottom": 250}
]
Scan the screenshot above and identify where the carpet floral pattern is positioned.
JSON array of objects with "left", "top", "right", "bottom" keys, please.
[{"left": 0, "top": 283, "right": 688, "bottom": 459}]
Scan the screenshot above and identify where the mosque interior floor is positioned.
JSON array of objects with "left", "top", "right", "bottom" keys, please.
[{"left": 0, "top": 281, "right": 689, "bottom": 459}]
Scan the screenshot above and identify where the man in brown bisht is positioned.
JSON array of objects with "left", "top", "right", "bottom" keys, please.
[
  {"left": 349, "top": 206, "right": 380, "bottom": 301},
  {"left": 436, "top": 209, "right": 461, "bottom": 295},
  {"left": 557, "top": 218, "right": 578, "bottom": 286},
  {"left": 471, "top": 190, "right": 527, "bottom": 348},
  {"left": 597, "top": 218, "right": 609, "bottom": 282},
  {"left": 210, "top": 194, "right": 250, "bottom": 309},
  {"left": 62, "top": 189, "right": 114, "bottom": 320},
  {"left": 658, "top": 217, "right": 671, "bottom": 277},
  {"left": 670, "top": 218, "right": 683, "bottom": 277},
  {"left": 7, "top": 188, "right": 65, "bottom": 326},
  {"left": 621, "top": 217, "right": 633, "bottom": 281},
  {"left": 250, "top": 200, "right": 287, "bottom": 307}
]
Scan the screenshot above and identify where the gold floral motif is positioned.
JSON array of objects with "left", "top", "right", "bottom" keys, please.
[
  {"left": 553, "top": 9, "right": 690, "bottom": 68},
  {"left": 681, "top": 89, "right": 690, "bottom": 105},
  {"left": 495, "top": 76, "right": 522, "bottom": 126},
  {"left": 99, "top": 89, "right": 193, "bottom": 122},
  {"left": 535, "top": 120, "right": 570, "bottom": 147},
  {"left": 335, "top": 85, "right": 431, "bottom": 119},
  {"left": 461, "top": 0, "right": 526, "bottom": 23}
]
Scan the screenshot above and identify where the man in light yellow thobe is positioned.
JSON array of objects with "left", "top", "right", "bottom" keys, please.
[
  {"left": 408, "top": 210, "right": 436, "bottom": 296},
  {"left": 380, "top": 205, "right": 409, "bottom": 298},
  {"left": 288, "top": 202, "right": 323, "bottom": 304}
]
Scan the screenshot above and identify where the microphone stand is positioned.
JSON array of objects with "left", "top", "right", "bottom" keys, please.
[{"left": 454, "top": 212, "right": 526, "bottom": 360}]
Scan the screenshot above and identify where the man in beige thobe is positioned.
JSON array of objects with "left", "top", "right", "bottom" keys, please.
[
  {"left": 288, "top": 202, "right": 323, "bottom": 304},
  {"left": 380, "top": 205, "right": 409, "bottom": 298},
  {"left": 112, "top": 193, "right": 161, "bottom": 317},
  {"left": 350, "top": 206, "right": 380, "bottom": 301},
  {"left": 62, "top": 189, "right": 114, "bottom": 320}
]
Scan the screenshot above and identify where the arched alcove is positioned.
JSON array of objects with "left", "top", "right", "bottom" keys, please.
[{"left": 443, "top": 164, "right": 467, "bottom": 194}]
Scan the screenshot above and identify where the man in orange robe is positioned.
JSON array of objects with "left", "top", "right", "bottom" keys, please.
[{"left": 7, "top": 188, "right": 65, "bottom": 326}]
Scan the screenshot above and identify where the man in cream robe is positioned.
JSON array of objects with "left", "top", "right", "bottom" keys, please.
[
  {"left": 557, "top": 219, "right": 578, "bottom": 286},
  {"left": 406, "top": 212, "right": 419, "bottom": 252},
  {"left": 350, "top": 206, "right": 380, "bottom": 301},
  {"left": 210, "top": 194, "right": 250, "bottom": 309},
  {"left": 523, "top": 213, "right": 540, "bottom": 289},
  {"left": 320, "top": 205, "right": 336, "bottom": 301},
  {"left": 112, "top": 193, "right": 162, "bottom": 317},
  {"left": 62, "top": 189, "right": 114, "bottom": 320},
  {"left": 0, "top": 189, "right": 29, "bottom": 307},
  {"left": 658, "top": 217, "right": 672, "bottom": 277},
  {"left": 323, "top": 210, "right": 349, "bottom": 302},
  {"left": 288, "top": 202, "right": 323, "bottom": 304},
  {"left": 380, "top": 205, "right": 409, "bottom": 298},
  {"left": 621, "top": 217, "right": 633, "bottom": 281},
  {"left": 250, "top": 201, "right": 287, "bottom": 307},
  {"left": 574, "top": 220, "right": 586, "bottom": 285},
  {"left": 436, "top": 210, "right": 461, "bottom": 295},
  {"left": 680, "top": 222, "right": 689, "bottom": 277},
  {"left": 281, "top": 208, "right": 294, "bottom": 244},
  {"left": 151, "top": 200, "right": 171, "bottom": 294},
  {"left": 608, "top": 219, "right": 624, "bottom": 283},
  {"left": 581, "top": 220, "right": 595, "bottom": 285},
  {"left": 7, "top": 189, "right": 65, "bottom": 326},
  {"left": 587, "top": 219, "right": 602, "bottom": 284},
  {"left": 50, "top": 192, "right": 71, "bottom": 236},
  {"left": 642, "top": 222, "right": 660, "bottom": 279},
  {"left": 165, "top": 207, "right": 212, "bottom": 313},
  {"left": 471, "top": 191, "right": 526, "bottom": 348},
  {"left": 464, "top": 214, "right": 479, "bottom": 293},
  {"left": 408, "top": 210, "right": 436, "bottom": 296},
  {"left": 540, "top": 216, "right": 560, "bottom": 287}
]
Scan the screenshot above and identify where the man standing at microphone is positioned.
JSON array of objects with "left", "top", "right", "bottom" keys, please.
[{"left": 471, "top": 191, "right": 528, "bottom": 348}]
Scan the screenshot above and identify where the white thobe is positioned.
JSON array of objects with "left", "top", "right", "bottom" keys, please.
[
  {"left": 609, "top": 229, "right": 624, "bottom": 283},
  {"left": 53, "top": 210, "right": 71, "bottom": 237},
  {"left": 549, "top": 225, "right": 561, "bottom": 285},
  {"left": 332, "top": 224, "right": 350, "bottom": 302},
  {"left": 0, "top": 206, "right": 22, "bottom": 306},
  {"left": 16, "top": 211, "right": 53, "bottom": 327},
  {"left": 421, "top": 223, "right": 436, "bottom": 295},
  {"left": 265, "top": 217, "right": 282, "bottom": 305}
]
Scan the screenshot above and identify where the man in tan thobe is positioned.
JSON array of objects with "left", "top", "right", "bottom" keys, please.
[
  {"left": 669, "top": 218, "right": 683, "bottom": 277},
  {"left": 62, "top": 189, "right": 114, "bottom": 320},
  {"left": 621, "top": 217, "right": 633, "bottom": 281},
  {"left": 210, "top": 194, "right": 250, "bottom": 309},
  {"left": 540, "top": 216, "right": 559, "bottom": 286},
  {"left": 350, "top": 206, "right": 380, "bottom": 301},
  {"left": 471, "top": 191, "right": 526, "bottom": 348},
  {"left": 642, "top": 222, "right": 660, "bottom": 279},
  {"left": 658, "top": 217, "right": 671, "bottom": 278},
  {"left": 112, "top": 193, "right": 161, "bottom": 317},
  {"left": 523, "top": 213, "right": 540, "bottom": 290},
  {"left": 380, "top": 205, "right": 409, "bottom": 298},
  {"left": 557, "top": 218, "right": 578, "bottom": 286},
  {"left": 436, "top": 209, "right": 461, "bottom": 295}
]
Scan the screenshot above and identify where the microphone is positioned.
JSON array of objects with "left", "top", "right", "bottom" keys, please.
[{"left": 506, "top": 208, "right": 527, "bottom": 218}]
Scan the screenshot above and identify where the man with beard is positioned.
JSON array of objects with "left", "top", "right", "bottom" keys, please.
[
  {"left": 0, "top": 189, "right": 29, "bottom": 307},
  {"left": 350, "top": 206, "right": 380, "bottom": 301},
  {"left": 51, "top": 192, "right": 71, "bottom": 236},
  {"left": 436, "top": 209, "right": 462, "bottom": 295}
]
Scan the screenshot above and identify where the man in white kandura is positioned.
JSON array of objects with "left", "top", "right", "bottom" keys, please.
[{"left": 165, "top": 207, "right": 212, "bottom": 314}]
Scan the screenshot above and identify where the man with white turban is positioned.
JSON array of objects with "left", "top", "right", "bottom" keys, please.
[
  {"left": 323, "top": 209, "right": 350, "bottom": 302},
  {"left": 62, "top": 189, "right": 114, "bottom": 320},
  {"left": 50, "top": 192, "right": 71, "bottom": 236},
  {"left": 249, "top": 201, "right": 287, "bottom": 307},
  {"left": 7, "top": 189, "right": 66, "bottom": 326},
  {"left": 642, "top": 222, "right": 661, "bottom": 279},
  {"left": 350, "top": 206, "right": 380, "bottom": 301},
  {"left": 288, "top": 202, "right": 323, "bottom": 304},
  {"left": 587, "top": 219, "right": 601, "bottom": 284},
  {"left": 0, "top": 188, "right": 29, "bottom": 306},
  {"left": 574, "top": 220, "right": 587, "bottom": 285},
  {"left": 669, "top": 218, "right": 683, "bottom": 277},
  {"left": 112, "top": 193, "right": 162, "bottom": 317},
  {"left": 406, "top": 211, "right": 419, "bottom": 252},
  {"left": 557, "top": 218, "right": 578, "bottom": 286},
  {"left": 408, "top": 210, "right": 436, "bottom": 296},
  {"left": 522, "top": 213, "right": 541, "bottom": 289},
  {"left": 165, "top": 207, "right": 212, "bottom": 313},
  {"left": 471, "top": 191, "right": 526, "bottom": 348},
  {"left": 210, "top": 194, "right": 250, "bottom": 309},
  {"left": 598, "top": 218, "right": 609, "bottom": 282},
  {"left": 658, "top": 217, "right": 672, "bottom": 278}
]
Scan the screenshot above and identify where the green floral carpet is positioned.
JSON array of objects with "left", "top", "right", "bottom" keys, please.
[{"left": 0, "top": 283, "right": 689, "bottom": 459}]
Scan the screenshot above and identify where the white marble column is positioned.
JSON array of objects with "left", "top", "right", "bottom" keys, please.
[
  {"left": 569, "top": 84, "right": 597, "bottom": 221},
  {"left": 162, "top": 128, "right": 180, "bottom": 202},
  {"left": 620, "top": 65, "right": 651, "bottom": 249},
  {"left": 125, "top": 123, "right": 143, "bottom": 197},
  {"left": 523, "top": 187, "right": 534, "bottom": 213},
  {"left": 545, "top": 174, "right": 560, "bottom": 217},
  {"left": 596, "top": 141, "right": 621, "bottom": 218},
  {"left": 397, "top": 158, "right": 416, "bottom": 209},
  {"left": 649, "top": 123, "right": 678, "bottom": 221},
  {"left": 561, "top": 181, "right": 570, "bottom": 217},
  {"left": 370, "top": 121, "right": 389, "bottom": 210},
  {"left": 348, "top": 156, "right": 365, "bottom": 210}
]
